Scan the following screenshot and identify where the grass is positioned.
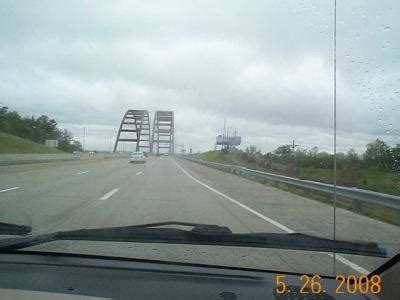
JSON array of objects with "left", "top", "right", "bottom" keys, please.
[
  {"left": 0, "top": 131, "right": 65, "bottom": 154},
  {"left": 193, "top": 150, "right": 229, "bottom": 163},
  {"left": 195, "top": 150, "right": 400, "bottom": 196},
  {"left": 295, "top": 166, "right": 400, "bottom": 196}
]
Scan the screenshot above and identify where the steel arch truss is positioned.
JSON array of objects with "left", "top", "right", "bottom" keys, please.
[
  {"left": 113, "top": 110, "right": 151, "bottom": 153},
  {"left": 151, "top": 111, "right": 174, "bottom": 155}
]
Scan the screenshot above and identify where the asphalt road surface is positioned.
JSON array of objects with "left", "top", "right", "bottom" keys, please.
[{"left": 0, "top": 156, "right": 399, "bottom": 276}]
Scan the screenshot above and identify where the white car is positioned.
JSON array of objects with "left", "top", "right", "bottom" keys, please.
[{"left": 130, "top": 151, "right": 146, "bottom": 163}]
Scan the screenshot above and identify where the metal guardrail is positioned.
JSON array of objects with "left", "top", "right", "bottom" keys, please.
[{"left": 182, "top": 157, "right": 400, "bottom": 214}]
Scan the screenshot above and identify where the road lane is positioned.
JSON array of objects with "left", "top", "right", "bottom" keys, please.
[
  {"left": 175, "top": 157, "right": 400, "bottom": 274},
  {"left": 0, "top": 155, "right": 398, "bottom": 276},
  {"left": 0, "top": 157, "right": 151, "bottom": 231},
  {"left": 23, "top": 155, "right": 337, "bottom": 274},
  {"left": 173, "top": 158, "right": 370, "bottom": 274}
]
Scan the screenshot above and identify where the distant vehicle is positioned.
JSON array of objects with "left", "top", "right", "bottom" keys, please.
[
  {"left": 130, "top": 151, "right": 146, "bottom": 163},
  {"left": 163, "top": 153, "right": 169, "bottom": 156}
]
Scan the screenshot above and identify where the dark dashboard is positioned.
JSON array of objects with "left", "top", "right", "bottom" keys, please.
[{"left": 0, "top": 251, "right": 398, "bottom": 299}]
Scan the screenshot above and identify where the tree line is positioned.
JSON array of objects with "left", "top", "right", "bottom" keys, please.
[
  {"left": 239, "top": 139, "right": 400, "bottom": 172},
  {"left": 0, "top": 107, "right": 83, "bottom": 153}
]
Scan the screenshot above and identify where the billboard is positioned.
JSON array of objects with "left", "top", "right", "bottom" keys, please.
[
  {"left": 216, "top": 135, "right": 241, "bottom": 146},
  {"left": 45, "top": 139, "right": 59, "bottom": 148}
]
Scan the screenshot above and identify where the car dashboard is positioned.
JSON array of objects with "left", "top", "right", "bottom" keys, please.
[{"left": 1, "top": 251, "right": 398, "bottom": 299}]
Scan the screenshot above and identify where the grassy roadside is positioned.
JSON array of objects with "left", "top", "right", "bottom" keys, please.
[
  {"left": 296, "top": 167, "right": 400, "bottom": 196},
  {"left": 194, "top": 150, "right": 400, "bottom": 196},
  {"left": 0, "top": 131, "right": 65, "bottom": 154},
  {"left": 190, "top": 153, "right": 399, "bottom": 225}
]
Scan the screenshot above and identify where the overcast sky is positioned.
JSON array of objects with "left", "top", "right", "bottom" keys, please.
[{"left": 1, "top": 0, "right": 398, "bottom": 153}]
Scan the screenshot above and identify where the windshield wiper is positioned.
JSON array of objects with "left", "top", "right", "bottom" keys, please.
[
  {"left": 0, "top": 222, "right": 32, "bottom": 236},
  {"left": 0, "top": 221, "right": 386, "bottom": 257}
]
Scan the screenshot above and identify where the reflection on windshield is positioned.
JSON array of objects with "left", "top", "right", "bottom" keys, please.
[{"left": 0, "top": 0, "right": 398, "bottom": 277}]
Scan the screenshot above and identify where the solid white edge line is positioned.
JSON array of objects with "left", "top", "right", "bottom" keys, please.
[
  {"left": 173, "top": 159, "right": 370, "bottom": 274},
  {"left": 0, "top": 186, "right": 20, "bottom": 193},
  {"left": 77, "top": 170, "right": 90, "bottom": 175},
  {"left": 99, "top": 188, "right": 120, "bottom": 201},
  {"left": 136, "top": 171, "right": 142, "bottom": 175},
  {"left": 326, "top": 253, "right": 369, "bottom": 274}
]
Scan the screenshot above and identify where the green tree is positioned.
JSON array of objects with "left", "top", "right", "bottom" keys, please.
[
  {"left": 57, "top": 129, "right": 82, "bottom": 153},
  {"left": 274, "top": 145, "right": 292, "bottom": 160},
  {"left": 364, "top": 139, "right": 391, "bottom": 169}
]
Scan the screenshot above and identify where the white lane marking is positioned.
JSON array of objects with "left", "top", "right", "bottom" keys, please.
[
  {"left": 77, "top": 170, "right": 90, "bottom": 175},
  {"left": 99, "top": 188, "right": 120, "bottom": 201},
  {"left": 173, "top": 159, "right": 370, "bottom": 274},
  {"left": 173, "top": 161, "right": 294, "bottom": 233},
  {"left": 0, "top": 186, "right": 20, "bottom": 193},
  {"left": 136, "top": 171, "right": 142, "bottom": 176},
  {"left": 326, "top": 253, "right": 368, "bottom": 274}
]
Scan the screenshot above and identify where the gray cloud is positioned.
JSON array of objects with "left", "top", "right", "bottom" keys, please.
[{"left": 1, "top": 0, "right": 399, "bottom": 152}]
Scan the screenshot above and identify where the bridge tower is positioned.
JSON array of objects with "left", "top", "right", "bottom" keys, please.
[
  {"left": 113, "top": 110, "right": 151, "bottom": 153},
  {"left": 151, "top": 111, "right": 174, "bottom": 155}
]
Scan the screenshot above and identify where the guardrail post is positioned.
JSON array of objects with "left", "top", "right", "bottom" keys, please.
[{"left": 353, "top": 199, "right": 362, "bottom": 212}]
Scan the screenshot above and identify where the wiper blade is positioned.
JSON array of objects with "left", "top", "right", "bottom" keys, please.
[
  {"left": 0, "top": 222, "right": 32, "bottom": 235},
  {"left": 0, "top": 221, "right": 386, "bottom": 257}
]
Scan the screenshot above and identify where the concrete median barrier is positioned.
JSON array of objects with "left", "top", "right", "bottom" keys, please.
[{"left": 0, "top": 154, "right": 79, "bottom": 165}]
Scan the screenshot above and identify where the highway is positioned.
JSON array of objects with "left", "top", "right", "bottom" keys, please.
[{"left": 0, "top": 156, "right": 399, "bottom": 276}]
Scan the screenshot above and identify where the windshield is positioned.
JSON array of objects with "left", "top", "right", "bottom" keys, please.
[{"left": 0, "top": 1, "right": 398, "bottom": 277}]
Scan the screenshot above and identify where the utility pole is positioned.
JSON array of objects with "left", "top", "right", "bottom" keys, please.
[
  {"left": 292, "top": 139, "right": 299, "bottom": 153},
  {"left": 222, "top": 118, "right": 226, "bottom": 151},
  {"left": 290, "top": 139, "right": 299, "bottom": 175},
  {"left": 83, "top": 127, "right": 86, "bottom": 152},
  {"left": 226, "top": 127, "right": 230, "bottom": 150},
  {"left": 226, "top": 126, "right": 233, "bottom": 151}
]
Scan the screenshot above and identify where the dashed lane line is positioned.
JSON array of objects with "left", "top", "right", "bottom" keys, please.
[
  {"left": 0, "top": 186, "right": 20, "bottom": 193},
  {"left": 77, "top": 170, "right": 90, "bottom": 175},
  {"left": 98, "top": 188, "right": 120, "bottom": 201}
]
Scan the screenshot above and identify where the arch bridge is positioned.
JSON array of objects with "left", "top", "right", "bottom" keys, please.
[{"left": 114, "top": 110, "right": 174, "bottom": 155}]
